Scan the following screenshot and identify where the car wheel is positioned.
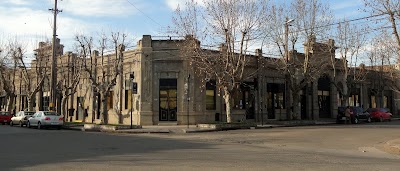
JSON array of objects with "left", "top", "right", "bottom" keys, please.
[
  {"left": 37, "top": 122, "right": 42, "bottom": 129},
  {"left": 9, "top": 121, "right": 13, "bottom": 126},
  {"left": 27, "top": 121, "right": 31, "bottom": 128},
  {"left": 367, "top": 117, "right": 371, "bottom": 123},
  {"left": 19, "top": 121, "right": 23, "bottom": 127},
  {"left": 353, "top": 118, "right": 359, "bottom": 124},
  {"left": 379, "top": 116, "right": 384, "bottom": 122}
]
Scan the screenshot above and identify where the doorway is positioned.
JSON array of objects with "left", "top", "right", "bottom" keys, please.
[
  {"left": 159, "top": 79, "right": 177, "bottom": 121},
  {"left": 318, "top": 76, "right": 331, "bottom": 118}
]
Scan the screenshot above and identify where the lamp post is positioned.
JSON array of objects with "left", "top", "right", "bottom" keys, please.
[
  {"left": 130, "top": 73, "right": 134, "bottom": 129},
  {"left": 186, "top": 74, "right": 190, "bottom": 129}
]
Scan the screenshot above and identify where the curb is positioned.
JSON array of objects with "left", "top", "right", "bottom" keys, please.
[
  {"left": 101, "top": 129, "right": 170, "bottom": 134},
  {"left": 61, "top": 121, "right": 339, "bottom": 134},
  {"left": 183, "top": 128, "right": 219, "bottom": 133},
  {"left": 61, "top": 126, "right": 84, "bottom": 131}
]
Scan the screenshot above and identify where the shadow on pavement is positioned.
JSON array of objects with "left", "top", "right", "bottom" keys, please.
[{"left": 0, "top": 126, "right": 214, "bottom": 171}]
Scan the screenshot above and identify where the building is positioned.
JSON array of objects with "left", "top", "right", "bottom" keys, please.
[{"left": 1, "top": 35, "right": 397, "bottom": 125}]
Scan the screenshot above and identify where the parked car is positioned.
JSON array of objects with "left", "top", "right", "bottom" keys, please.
[
  {"left": 366, "top": 108, "right": 392, "bottom": 122},
  {"left": 336, "top": 106, "right": 371, "bottom": 124},
  {"left": 27, "top": 111, "right": 63, "bottom": 129},
  {"left": 10, "top": 111, "right": 35, "bottom": 127},
  {"left": 0, "top": 111, "right": 12, "bottom": 125}
]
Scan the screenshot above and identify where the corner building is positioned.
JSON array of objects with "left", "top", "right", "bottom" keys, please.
[{"left": 3, "top": 35, "right": 397, "bottom": 125}]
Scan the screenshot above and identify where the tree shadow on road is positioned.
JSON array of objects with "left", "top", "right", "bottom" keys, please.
[{"left": 0, "top": 128, "right": 215, "bottom": 170}]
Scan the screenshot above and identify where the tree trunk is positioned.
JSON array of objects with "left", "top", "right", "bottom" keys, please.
[
  {"left": 223, "top": 87, "right": 232, "bottom": 123},
  {"left": 101, "top": 91, "right": 108, "bottom": 124},
  {"left": 27, "top": 97, "right": 34, "bottom": 111},
  {"left": 342, "top": 80, "right": 349, "bottom": 106},
  {"left": 6, "top": 94, "right": 15, "bottom": 113},
  {"left": 61, "top": 96, "right": 68, "bottom": 121},
  {"left": 292, "top": 92, "right": 300, "bottom": 120},
  {"left": 286, "top": 76, "right": 292, "bottom": 120}
]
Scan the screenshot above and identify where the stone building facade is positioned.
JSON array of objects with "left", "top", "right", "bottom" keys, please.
[{"left": 0, "top": 35, "right": 397, "bottom": 125}]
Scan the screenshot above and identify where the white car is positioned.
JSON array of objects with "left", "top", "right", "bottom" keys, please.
[
  {"left": 27, "top": 111, "right": 64, "bottom": 129},
  {"left": 10, "top": 111, "right": 35, "bottom": 127}
]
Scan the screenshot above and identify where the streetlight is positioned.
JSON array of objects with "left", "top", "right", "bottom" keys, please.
[{"left": 130, "top": 73, "right": 135, "bottom": 129}]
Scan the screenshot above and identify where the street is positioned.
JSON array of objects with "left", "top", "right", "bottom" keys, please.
[{"left": 1, "top": 121, "right": 400, "bottom": 171}]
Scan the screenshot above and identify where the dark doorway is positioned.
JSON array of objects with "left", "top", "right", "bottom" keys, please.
[
  {"left": 267, "top": 83, "right": 285, "bottom": 119},
  {"left": 159, "top": 79, "right": 177, "bottom": 121},
  {"left": 241, "top": 82, "right": 255, "bottom": 120},
  {"left": 318, "top": 76, "right": 331, "bottom": 118}
]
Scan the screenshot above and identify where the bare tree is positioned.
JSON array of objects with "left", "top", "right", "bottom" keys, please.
[
  {"left": 363, "top": 0, "right": 400, "bottom": 59},
  {"left": 172, "top": 0, "right": 270, "bottom": 123},
  {"left": 330, "top": 20, "right": 367, "bottom": 106},
  {"left": 56, "top": 52, "right": 83, "bottom": 121},
  {"left": 75, "top": 32, "right": 127, "bottom": 124},
  {"left": 363, "top": 32, "right": 400, "bottom": 109},
  {"left": 267, "top": 0, "right": 333, "bottom": 119},
  {"left": 0, "top": 40, "right": 17, "bottom": 113},
  {"left": 11, "top": 41, "right": 46, "bottom": 112}
]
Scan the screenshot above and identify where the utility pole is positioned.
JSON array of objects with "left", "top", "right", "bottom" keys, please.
[
  {"left": 49, "top": 0, "right": 62, "bottom": 112},
  {"left": 187, "top": 74, "right": 190, "bottom": 129},
  {"left": 284, "top": 17, "right": 294, "bottom": 120}
]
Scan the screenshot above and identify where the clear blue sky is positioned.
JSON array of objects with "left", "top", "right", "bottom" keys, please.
[{"left": 0, "top": 0, "right": 368, "bottom": 54}]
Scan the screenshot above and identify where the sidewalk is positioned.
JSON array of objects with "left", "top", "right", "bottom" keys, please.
[
  {"left": 62, "top": 119, "right": 338, "bottom": 134},
  {"left": 63, "top": 118, "right": 400, "bottom": 133},
  {"left": 62, "top": 119, "right": 400, "bottom": 154}
]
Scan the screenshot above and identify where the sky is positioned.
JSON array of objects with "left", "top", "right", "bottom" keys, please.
[{"left": 0, "top": 0, "right": 369, "bottom": 58}]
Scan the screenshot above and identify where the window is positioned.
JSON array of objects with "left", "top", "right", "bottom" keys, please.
[
  {"left": 44, "top": 112, "right": 59, "bottom": 116},
  {"left": 267, "top": 83, "right": 285, "bottom": 109},
  {"left": 383, "top": 96, "right": 388, "bottom": 108},
  {"left": 232, "top": 90, "right": 242, "bottom": 109},
  {"left": 232, "top": 82, "right": 255, "bottom": 110},
  {"left": 125, "top": 90, "right": 132, "bottom": 109},
  {"left": 206, "top": 81, "right": 216, "bottom": 110},
  {"left": 107, "top": 91, "right": 114, "bottom": 110},
  {"left": 348, "top": 95, "right": 359, "bottom": 107},
  {"left": 125, "top": 79, "right": 134, "bottom": 110},
  {"left": 370, "top": 96, "right": 376, "bottom": 108}
]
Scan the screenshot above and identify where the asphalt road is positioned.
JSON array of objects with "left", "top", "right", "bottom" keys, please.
[{"left": 1, "top": 120, "right": 399, "bottom": 171}]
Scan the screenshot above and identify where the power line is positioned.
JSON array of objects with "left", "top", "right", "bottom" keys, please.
[{"left": 125, "top": 0, "right": 163, "bottom": 27}]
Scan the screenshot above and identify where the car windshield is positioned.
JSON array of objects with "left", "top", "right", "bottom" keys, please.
[
  {"left": 379, "top": 108, "right": 388, "bottom": 113},
  {"left": 0, "top": 112, "right": 10, "bottom": 115},
  {"left": 44, "top": 112, "right": 60, "bottom": 116},
  {"left": 338, "top": 107, "right": 346, "bottom": 113},
  {"left": 352, "top": 107, "right": 362, "bottom": 113},
  {"left": 367, "top": 108, "right": 378, "bottom": 112}
]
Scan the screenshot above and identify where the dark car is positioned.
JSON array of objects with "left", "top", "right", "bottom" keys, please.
[
  {"left": 337, "top": 106, "right": 371, "bottom": 124},
  {"left": 0, "top": 111, "right": 13, "bottom": 125}
]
